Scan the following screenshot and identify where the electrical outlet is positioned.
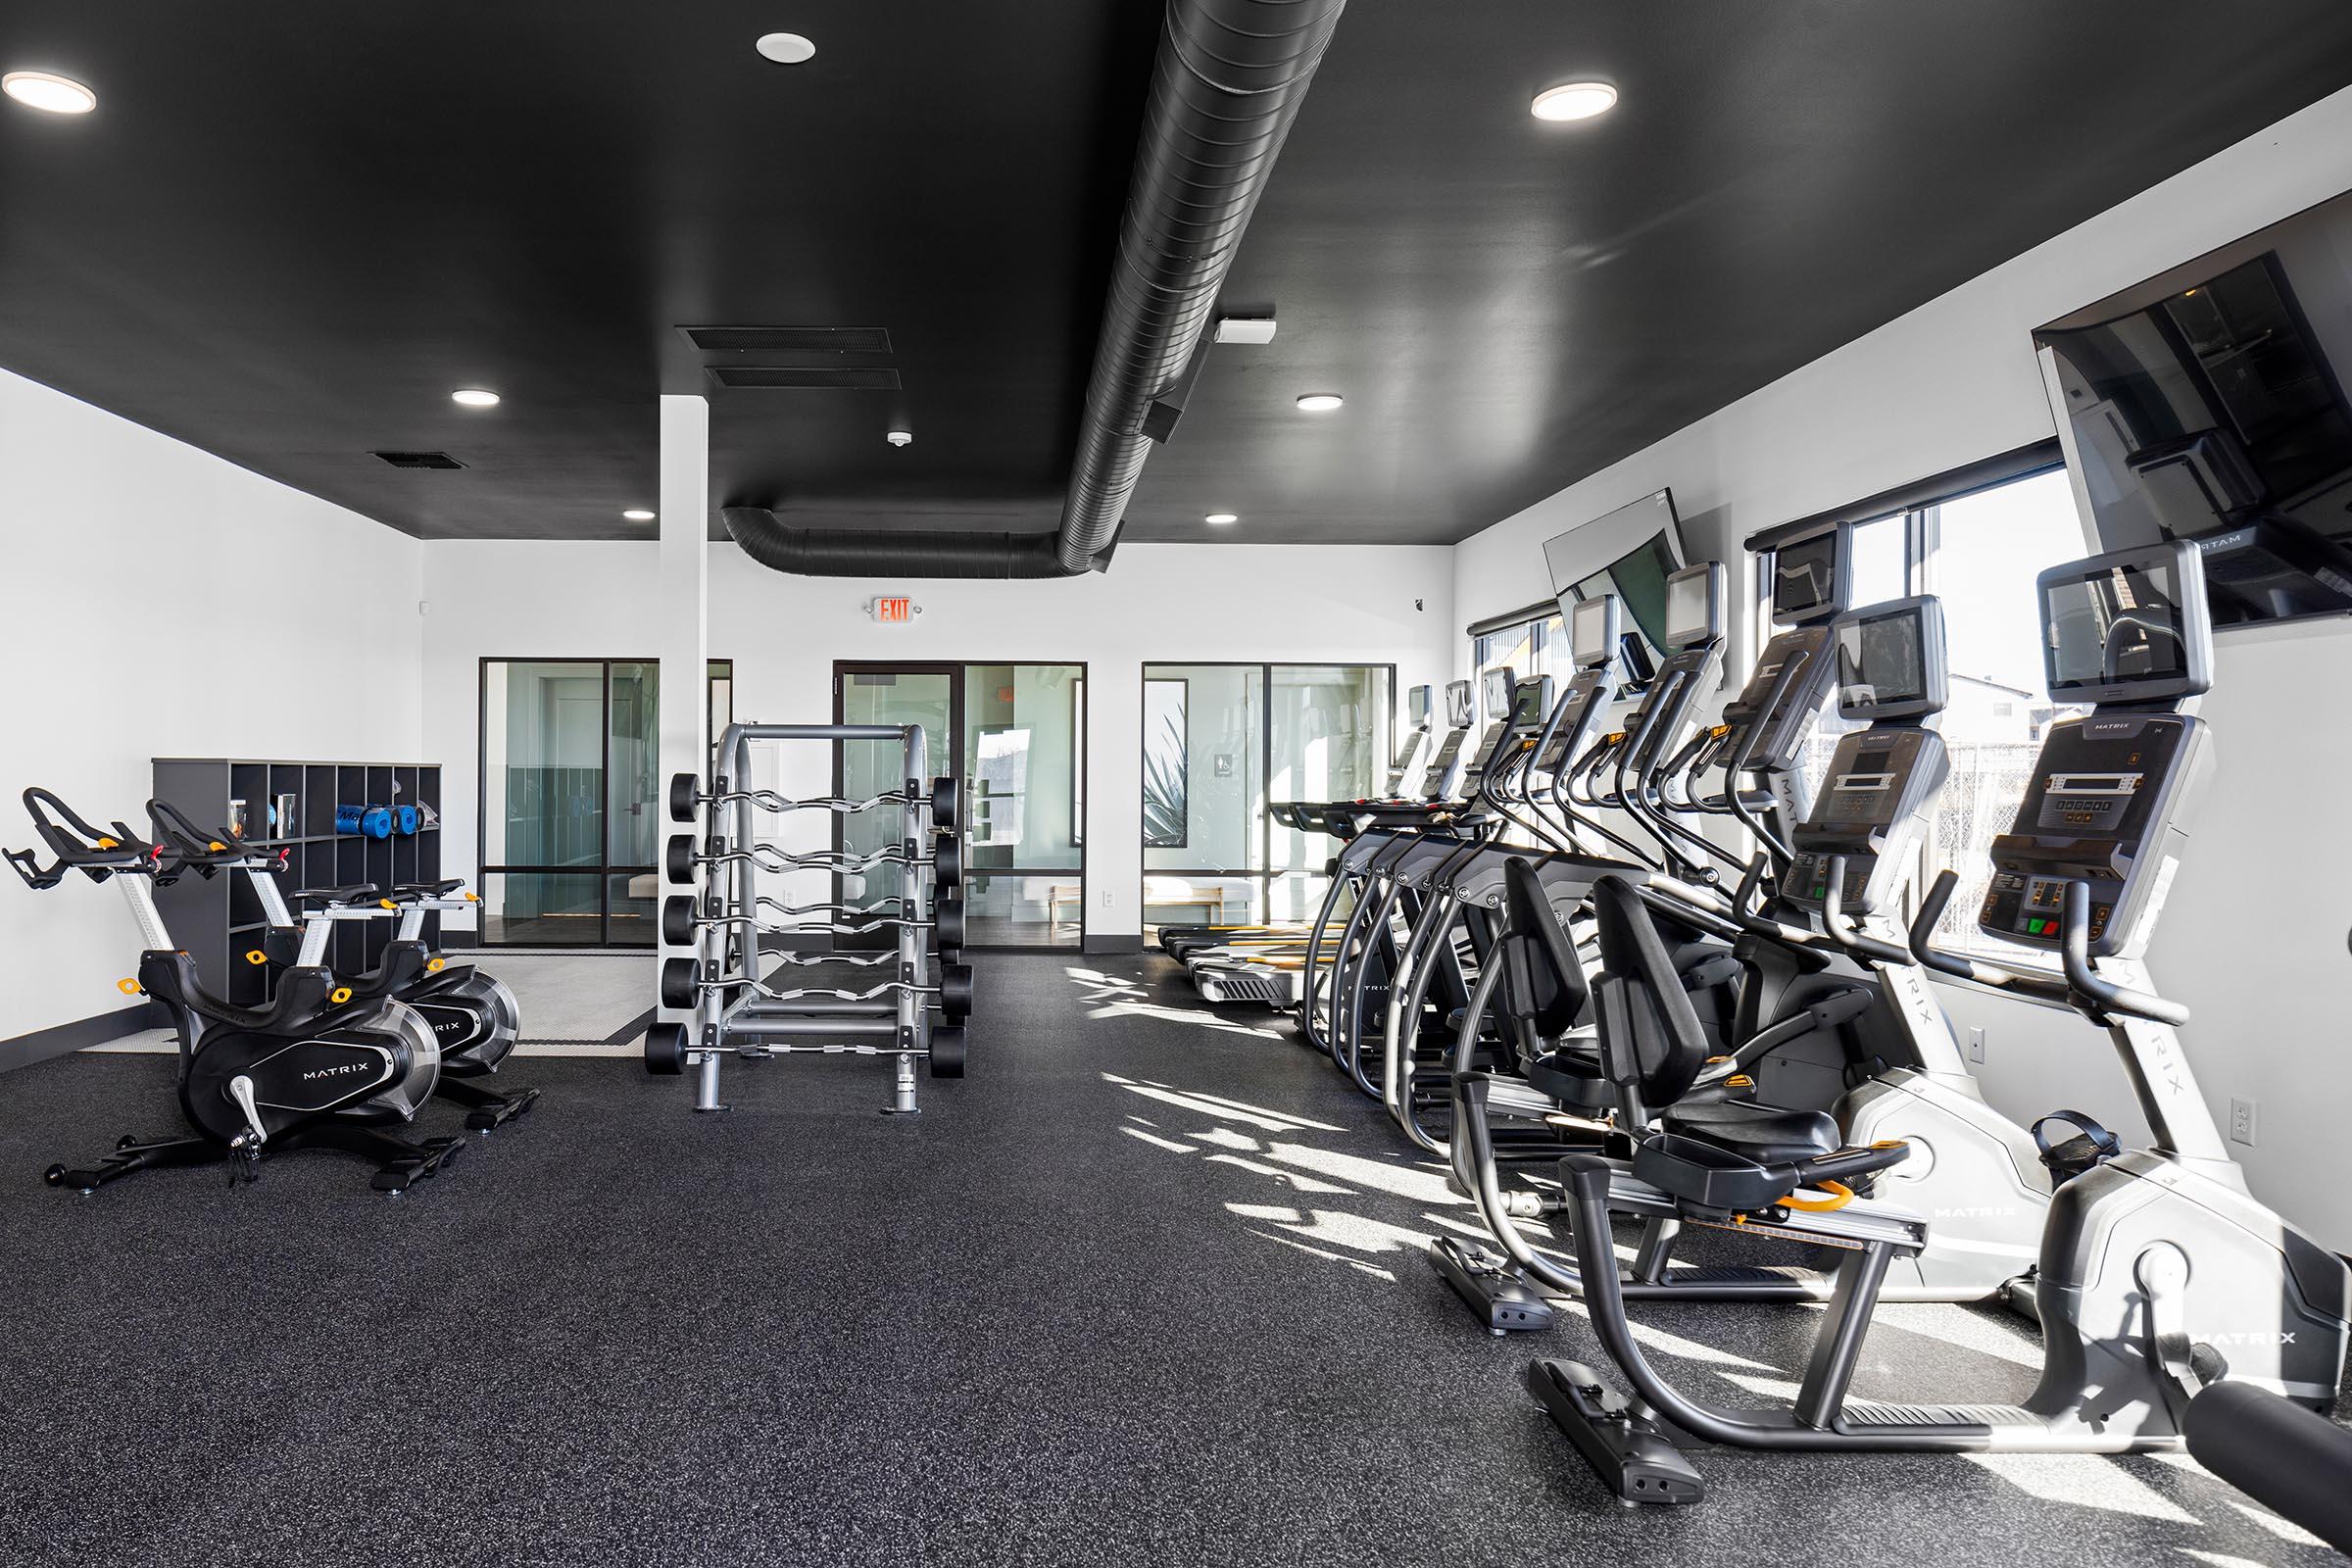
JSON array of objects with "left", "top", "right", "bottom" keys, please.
[
  {"left": 1967, "top": 1026, "right": 1985, "bottom": 1064},
  {"left": 1099, "top": 889, "right": 1112, "bottom": 908},
  {"left": 2230, "top": 1097, "right": 2258, "bottom": 1148}
]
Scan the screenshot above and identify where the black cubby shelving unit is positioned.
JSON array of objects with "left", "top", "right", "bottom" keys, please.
[{"left": 150, "top": 758, "right": 442, "bottom": 1007}]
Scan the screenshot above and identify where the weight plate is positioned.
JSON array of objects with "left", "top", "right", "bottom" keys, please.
[
  {"left": 665, "top": 834, "right": 696, "bottom": 883},
  {"left": 930, "top": 778, "right": 958, "bottom": 831},
  {"left": 934, "top": 895, "right": 965, "bottom": 950},
  {"left": 928, "top": 1024, "right": 966, "bottom": 1079},
  {"left": 668, "top": 772, "right": 701, "bottom": 823},
  {"left": 644, "top": 1021, "right": 688, "bottom": 1075},
  {"left": 660, "top": 956, "right": 699, "bottom": 1010},
  {"left": 662, "top": 895, "right": 698, "bottom": 948},
  {"left": 940, "top": 961, "right": 974, "bottom": 1021},
  {"left": 933, "top": 836, "right": 960, "bottom": 891}
]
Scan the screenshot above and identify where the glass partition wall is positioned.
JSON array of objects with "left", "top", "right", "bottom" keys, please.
[
  {"left": 479, "top": 658, "right": 732, "bottom": 946},
  {"left": 1141, "top": 662, "right": 1393, "bottom": 932},
  {"left": 836, "top": 662, "right": 1086, "bottom": 949}
]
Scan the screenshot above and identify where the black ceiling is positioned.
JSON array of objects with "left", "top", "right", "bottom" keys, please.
[{"left": 3, "top": 3, "right": 2350, "bottom": 548}]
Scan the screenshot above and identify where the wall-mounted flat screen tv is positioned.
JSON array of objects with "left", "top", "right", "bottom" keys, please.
[
  {"left": 1544, "top": 488, "right": 1687, "bottom": 676},
  {"left": 2034, "top": 186, "right": 2352, "bottom": 630}
]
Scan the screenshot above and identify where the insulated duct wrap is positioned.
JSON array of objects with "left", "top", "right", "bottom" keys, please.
[{"left": 724, "top": 0, "right": 1347, "bottom": 579}]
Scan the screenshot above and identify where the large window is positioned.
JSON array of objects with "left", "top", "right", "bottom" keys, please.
[
  {"left": 1140, "top": 662, "right": 1392, "bottom": 930},
  {"left": 1471, "top": 610, "right": 1567, "bottom": 728},
  {"left": 1789, "top": 512, "right": 1915, "bottom": 798},
  {"left": 1759, "top": 465, "right": 2088, "bottom": 968},
  {"left": 1918, "top": 469, "right": 2090, "bottom": 965},
  {"left": 479, "top": 658, "right": 731, "bottom": 947}
]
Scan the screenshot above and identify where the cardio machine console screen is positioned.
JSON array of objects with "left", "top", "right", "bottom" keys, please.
[
  {"left": 1480, "top": 667, "right": 1514, "bottom": 721},
  {"left": 1663, "top": 566, "right": 1720, "bottom": 651},
  {"left": 1836, "top": 609, "right": 1927, "bottom": 711},
  {"left": 2042, "top": 557, "right": 2197, "bottom": 699},
  {"left": 1407, "top": 684, "right": 1431, "bottom": 726},
  {"left": 1569, "top": 595, "right": 1619, "bottom": 669},
  {"left": 1772, "top": 530, "right": 1841, "bottom": 622}
]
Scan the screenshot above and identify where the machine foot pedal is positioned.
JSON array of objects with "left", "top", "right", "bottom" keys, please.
[
  {"left": 1430, "top": 1234, "right": 1556, "bottom": 1334},
  {"left": 1527, "top": 1359, "right": 1705, "bottom": 1505}
]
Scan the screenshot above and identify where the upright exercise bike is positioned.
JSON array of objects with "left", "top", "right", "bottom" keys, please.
[
  {"left": 9, "top": 788, "right": 462, "bottom": 1193},
  {"left": 145, "top": 799, "right": 536, "bottom": 1131}
]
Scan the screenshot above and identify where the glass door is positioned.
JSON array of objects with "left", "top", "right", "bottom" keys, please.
[
  {"left": 1140, "top": 662, "right": 1392, "bottom": 934},
  {"left": 962, "top": 663, "right": 1084, "bottom": 946},
  {"left": 480, "top": 658, "right": 731, "bottom": 947},
  {"left": 837, "top": 665, "right": 957, "bottom": 945},
  {"left": 835, "top": 662, "right": 1087, "bottom": 949}
]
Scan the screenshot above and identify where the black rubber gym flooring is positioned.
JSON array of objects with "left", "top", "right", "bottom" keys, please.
[{"left": 1, "top": 953, "right": 2333, "bottom": 1566}]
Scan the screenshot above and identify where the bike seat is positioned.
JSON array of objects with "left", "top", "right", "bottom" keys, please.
[
  {"left": 1630, "top": 1130, "right": 1909, "bottom": 1217},
  {"left": 1525, "top": 1035, "right": 1613, "bottom": 1112},
  {"left": 1659, "top": 1100, "right": 1840, "bottom": 1167},
  {"left": 389, "top": 878, "right": 466, "bottom": 901},
  {"left": 296, "top": 883, "right": 380, "bottom": 907}
]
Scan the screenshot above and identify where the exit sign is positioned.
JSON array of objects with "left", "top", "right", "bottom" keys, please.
[{"left": 865, "top": 596, "right": 920, "bottom": 624}]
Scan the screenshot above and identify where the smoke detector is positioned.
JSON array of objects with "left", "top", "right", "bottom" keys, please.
[{"left": 886, "top": 429, "right": 912, "bottom": 447}]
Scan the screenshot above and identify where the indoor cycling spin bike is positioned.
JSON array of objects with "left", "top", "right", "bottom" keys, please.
[
  {"left": 145, "top": 799, "right": 536, "bottom": 1132},
  {"left": 8, "top": 788, "right": 462, "bottom": 1194}
]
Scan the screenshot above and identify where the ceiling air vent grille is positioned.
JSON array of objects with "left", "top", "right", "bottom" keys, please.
[
  {"left": 708, "top": 366, "right": 903, "bottom": 391},
  {"left": 371, "top": 450, "right": 466, "bottom": 469},
  {"left": 684, "top": 325, "right": 894, "bottom": 355}
]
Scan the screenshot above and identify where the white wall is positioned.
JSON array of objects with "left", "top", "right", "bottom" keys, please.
[
  {"left": 0, "top": 368, "right": 424, "bottom": 1047},
  {"left": 1451, "top": 85, "right": 2352, "bottom": 1246},
  {"left": 420, "top": 537, "right": 1454, "bottom": 945}
]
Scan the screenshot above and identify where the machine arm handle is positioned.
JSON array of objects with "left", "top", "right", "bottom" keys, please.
[
  {"left": 1905, "top": 868, "right": 2073, "bottom": 1004},
  {"left": 1791, "top": 1140, "right": 1911, "bottom": 1189},
  {"left": 1732, "top": 852, "right": 1767, "bottom": 921},
  {"left": 146, "top": 798, "right": 265, "bottom": 869},
  {"left": 1733, "top": 650, "right": 1811, "bottom": 773},
  {"left": 1821, "top": 856, "right": 1915, "bottom": 966},
  {"left": 2060, "top": 881, "right": 2189, "bottom": 1026},
  {"left": 13, "top": 787, "right": 153, "bottom": 884}
]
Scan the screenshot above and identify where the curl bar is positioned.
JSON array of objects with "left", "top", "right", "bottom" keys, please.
[
  {"left": 662, "top": 893, "right": 963, "bottom": 949},
  {"left": 644, "top": 1019, "right": 965, "bottom": 1079},
  {"left": 664, "top": 832, "right": 960, "bottom": 890},
  {"left": 661, "top": 959, "right": 973, "bottom": 1019},
  {"left": 670, "top": 770, "right": 958, "bottom": 831}
]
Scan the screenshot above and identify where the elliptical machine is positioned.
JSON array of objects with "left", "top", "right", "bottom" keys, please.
[
  {"left": 144, "top": 799, "right": 537, "bottom": 1132},
  {"left": 1524, "top": 541, "right": 2349, "bottom": 1501},
  {"left": 9, "top": 788, "right": 462, "bottom": 1194}
]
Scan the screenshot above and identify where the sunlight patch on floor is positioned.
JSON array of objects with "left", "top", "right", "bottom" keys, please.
[
  {"left": 1262, "top": 1141, "right": 1462, "bottom": 1206},
  {"left": 1873, "top": 1301, "right": 2042, "bottom": 1369},
  {"left": 1553, "top": 1299, "right": 1784, "bottom": 1373},
  {"left": 1226, "top": 1202, "right": 1434, "bottom": 1257},
  {"left": 1066, "top": 968, "right": 1285, "bottom": 1039},
  {"left": 1961, "top": 1452, "right": 2201, "bottom": 1524},
  {"left": 1246, "top": 1229, "right": 1399, "bottom": 1281},
  {"left": 1203, "top": 1153, "right": 1355, "bottom": 1195},
  {"left": 2220, "top": 1498, "right": 2326, "bottom": 1547}
]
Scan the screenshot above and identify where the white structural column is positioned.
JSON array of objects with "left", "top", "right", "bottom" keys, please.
[{"left": 656, "top": 394, "right": 710, "bottom": 1026}]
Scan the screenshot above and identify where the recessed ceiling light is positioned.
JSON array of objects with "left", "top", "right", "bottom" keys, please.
[
  {"left": 3, "top": 71, "right": 97, "bottom": 115},
  {"left": 755, "top": 32, "right": 816, "bottom": 64},
  {"left": 451, "top": 388, "right": 501, "bottom": 408},
  {"left": 1532, "top": 81, "right": 1617, "bottom": 122},
  {"left": 1204, "top": 513, "right": 1239, "bottom": 526},
  {"left": 1295, "top": 394, "right": 1344, "bottom": 413},
  {"left": 622, "top": 509, "right": 657, "bottom": 521},
  {"left": 885, "top": 429, "right": 912, "bottom": 447}
]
